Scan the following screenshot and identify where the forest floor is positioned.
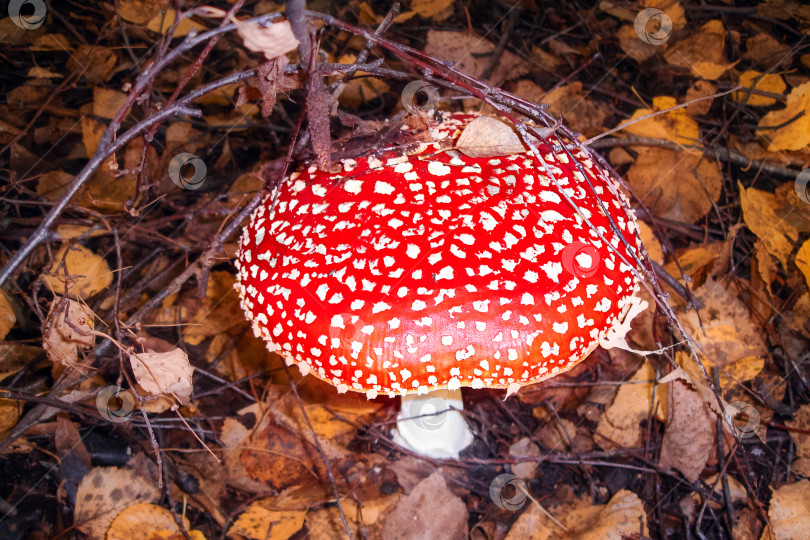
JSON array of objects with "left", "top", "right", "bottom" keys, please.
[{"left": 1, "top": 0, "right": 810, "bottom": 539}]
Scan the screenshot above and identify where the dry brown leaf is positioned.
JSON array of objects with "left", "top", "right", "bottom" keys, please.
[
  {"left": 93, "top": 87, "right": 127, "bottom": 120},
  {"left": 530, "top": 45, "right": 564, "bottom": 71},
  {"left": 743, "top": 32, "right": 793, "bottom": 68},
  {"left": 116, "top": 0, "right": 164, "bottom": 24},
  {"left": 0, "top": 398, "right": 21, "bottom": 440},
  {"left": 66, "top": 46, "right": 117, "bottom": 84},
  {"left": 510, "top": 437, "right": 542, "bottom": 480},
  {"left": 81, "top": 162, "right": 137, "bottom": 213},
  {"left": 236, "top": 20, "right": 299, "bottom": 60},
  {"left": 596, "top": 360, "right": 657, "bottom": 448},
  {"left": 690, "top": 60, "right": 738, "bottom": 81},
  {"left": 456, "top": 115, "right": 534, "bottom": 157},
  {"left": 536, "top": 416, "right": 579, "bottom": 452},
  {"left": 238, "top": 394, "right": 347, "bottom": 490},
  {"left": 411, "top": 0, "right": 454, "bottom": 21},
  {"left": 0, "top": 17, "right": 29, "bottom": 45},
  {"left": 381, "top": 472, "right": 468, "bottom": 540},
  {"left": 28, "top": 66, "right": 62, "bottom": 79},
  {"left": 637, "top": 221, "right": 664, "bottom": 264},
  {"left": 164, "top": 122, "right": 207, "bottom": 154},
  {"left": 739, "top": 182, "right": 799, "bottom": 268},
  {"left": 73, "top": 467, "right": 160, "bottom": 540},
  {"left": 542, "top": 82, "right": 611, "bottom": 138},
  {"left": 767, "top": 480, "right": 810, "bottom": 540},
  {"left": 42, "top": 244, "right": 113, "bottom": 299},
  {"left": 504, "top": 489, "right": 647, "bottom": 540},
  {"left": 36, "top": 170, "right": 74, "bottom": 201},
  {"left": 774, "top": 181, "right": 810, "bottom": 234},
  {"left": 306, "top": 494, "right": 400, "bottom": 540},
  {"left": 0, "top": 343, "right": 40, "bottom": 385},
  {"left": 658, "top": 378, "right": 716, "bottom": 482},
  {"left": 220, "top": 418, "right": 272, "bottom": 494},
  {"left": 356, "top": 1, "right": 380, "bottom": 25},
  {"left": 680, "top": 278, "right": 768, "bottom": 369},
  {"left": 107, "top": 502, "right": 196, "bottom": 540},
  {"left": 664, "top": 19, "right": 726, "bottom": 71},
  {"left": 424, "top": 30, "right": 527, "bottom": 87},
  {"left": 42, "top": 298, "right": 94, "bottom": 367},
  {"left": 786, "top": 404, "right": 810, "bottom": 466},
  {"left": 228, "top": 499, "right": 306, "bottom": 540},
  {"left": 626, "top": 147, "right": 722, "bottom": 223},
  {"left": 797, "top": 240, "right": 810, "bottom": 291},
  {"left": 663, "top": 246, "right": 719, "bottom": 287},
  {"left": 0, "top": 290, "right": 15, "bottom": 340},
  {"left": 336, "top": 53, "right": 390, "bottom": 109},
  {"left": 129, "top": 348, "right": 194, "bottom": 402},
  {"left": 146, "top": 10, "right": 206, "bottom": 37},
  {"left": 617, "top": 24, "right": 658, "bottom": 62},
  {"left": 149, "top": 271, "right": 243, "bottom": 345},
  {"left": 685, "top": 80, "right": 717, "bottom": 116},
  {"left": 700, "top": 473, "right": 748, "bottom": 508},
  {"left": 645, "top": 0, "right": 687, "bottom": 27},
  {"left": 30, "top": 33, "right": 72, "bottom": 52},
  {"left": 81, "top": 116, "right": 105, "bottom": 158}
]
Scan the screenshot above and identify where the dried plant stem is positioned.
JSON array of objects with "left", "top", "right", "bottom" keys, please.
[
  {"left": 0, "top": 9, "right": 284, "bottom": 289},
  {"left": 588, "top": 135, "right": 800, "bottom": 178}
]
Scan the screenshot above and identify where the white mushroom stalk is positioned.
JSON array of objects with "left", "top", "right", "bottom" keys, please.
[
  {"left": 235, "top": 112, "right": 644, "bottom": 459},
  {"left": 392, "top": 389, "right": 474, "bottom": 459}
]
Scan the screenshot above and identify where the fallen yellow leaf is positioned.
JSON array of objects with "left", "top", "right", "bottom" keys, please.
[
  {"left": 620, "top": 96, "right": 700, "bottom": 144},
  {"left": 690, "top": 60, "right": 738, "bottom": 80},
  {"left": 797, "top": 239, "right": 810, "bottom": 291},
  {"left": 738, "top": 182, "right": 799, "bottom": 268},
  {"left": 0, "top": 290, "right": 15, "bottom": 340},
  {"left": 93, "top": 87, "right": 127, "bottom": 119},
  {"left": 146, "top": 10, "right": 206, "bottom": 37},
  {"left": 734, "top": 71, "right": 786, "bottom": 106},
  {"left": 107, "top": 502, "right": 196, "bottom": 540},
  {"left": 756, "top": 81, "right": 810, "bottom": 151},
  {"left": 228, "top": 500, "right": 306, "bottom": 540},
  {"left": 0, "top": 398, "right": 21, "bottom": 440},
  {"left": 42, "top": 245, "right": 113, "bottom": 299},
  {"left": 81, "top": 116, "right": 105, "bottom": 159}
]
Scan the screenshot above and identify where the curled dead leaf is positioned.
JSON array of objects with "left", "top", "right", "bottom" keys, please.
[
  {"left": 42, "top": 298, "right": 94, "bottom": 367},
  {"left": 456, "top": 116, "right": 539, "bottom": 158},
  {"left": 73, "top": 467, "right": 160, "bottom": 540},
  {"left": 236, "top": 20, "right": 300, "bottom": 60},
  {"left": 129, "top": 348, "right": 194, "bottom": 403}
]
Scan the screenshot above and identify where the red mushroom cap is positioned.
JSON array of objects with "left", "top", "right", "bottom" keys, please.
[{"left": 236, "top": 112, "right": 642, "bottom": 398}]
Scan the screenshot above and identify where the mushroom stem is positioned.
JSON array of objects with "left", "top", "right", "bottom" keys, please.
[{"left": 392, "top": 389, "right": 474, "bottom": 459}]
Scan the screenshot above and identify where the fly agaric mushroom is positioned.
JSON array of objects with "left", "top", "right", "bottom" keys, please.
[{"left": 236, "top": 112, "right": 643, "bottom": 458}]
